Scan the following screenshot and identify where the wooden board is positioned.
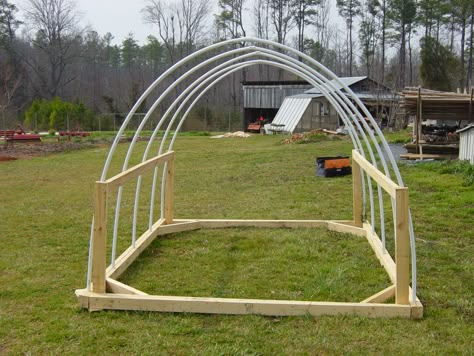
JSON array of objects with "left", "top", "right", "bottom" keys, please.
[
  {"left": 106, "top": 278, "right": 148, "bottom": 295},
  {"left": 352, "top": 157, "right": 363, "bottom": 227},
  {"left": 104, "top": 151, "right": 174, "bottom": 189},
  {"left": 196, "top": 219, "right": 329, "bottom": 229},
  {"left": 361, "top": 285, "right": 395, "bottom": 304},
  {"left": 164, "top": 159, "right": 174, "bottom": 224},
  {"left": 400, "top": 153, "right": 457, "bottom": 160},
  {"left": 76, "top": 290, "right": 415, "bottom": 318},
  {"left": 395, "top": 188, "right": 410, "bottom": 305},
  {"left": 352, "top": 150, "right": 399, "bottom": 198},
  {"left": 327, "top": 221, "right": 366, "bottom": 237},
  {"left": 91, "top": 182, "right": 108, "bottom": 293},
  {"left": 106, "top": 218, "right": 165, "bottom": 280}
]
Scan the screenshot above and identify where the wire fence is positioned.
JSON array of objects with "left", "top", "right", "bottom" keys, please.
[{"left": 20, "top": 110, "right": 244, "bottom": 134}]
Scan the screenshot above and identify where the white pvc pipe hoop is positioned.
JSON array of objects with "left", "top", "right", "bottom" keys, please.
[{"left": 86, "top": 37, "right": 417, "bottom": 302}]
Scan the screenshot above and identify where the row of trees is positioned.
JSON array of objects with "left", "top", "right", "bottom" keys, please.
[
  {"left": 336, "top": 0, "right": 474, "bottom": 90},
  {"left": 0, "top": 0, "right": 474, "bottom": 130}
]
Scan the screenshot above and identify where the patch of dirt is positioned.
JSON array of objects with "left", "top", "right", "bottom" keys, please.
[
  {"left": 282, "top": 129, "right": 343, "bottom": 144},
  {"left": 0, "top": 142, "right": 96, "bottom": 161}
]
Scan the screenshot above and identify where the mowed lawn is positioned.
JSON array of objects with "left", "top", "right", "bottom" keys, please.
[{"left": 0, "top": 134, "right": 473, "bottom": 354}]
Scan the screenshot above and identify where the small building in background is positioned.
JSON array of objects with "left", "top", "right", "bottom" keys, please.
[
  {"left": 271, "top": 76, "right": 399, "bottom": 133},
  {"left": 242, "top": 80, "right": 312, "bottom": 129},
  {"left": 458, "top": 125, "right": 474, "bottom": 164}
]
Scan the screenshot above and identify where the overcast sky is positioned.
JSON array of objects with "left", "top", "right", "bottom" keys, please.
[
  {"left": 14, "top": 0, "right": 340, "bottom": 45},
  {"left": 77, "top": 0, "right": 153, "bottom": 43}
]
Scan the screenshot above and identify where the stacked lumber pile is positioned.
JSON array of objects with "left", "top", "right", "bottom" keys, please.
[{"left": 400, "top": 88, "right": 473, "bottom": 121}]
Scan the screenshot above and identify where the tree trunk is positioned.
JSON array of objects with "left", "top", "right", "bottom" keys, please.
[
  {"left": 408, "top": 24, "right": 413, "bottom": 86},
  {"left": 349, "top": 19, "right": 353, "bottom": 76},
  {"left": 467, "top": 9, "right": 474, "bottom": 88},
  {"left": 461, "top": 18, "right": 467, "bottom": 88},
  {"left": 400, "top": 24, "right": 406, "bottom": 89},
  {"left": 381, "top": 1, "right": 386, "bottom": 83}
]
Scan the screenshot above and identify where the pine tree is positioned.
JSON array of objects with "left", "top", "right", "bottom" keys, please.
[
  {"left": 336, "top": 0, "right": 362, "bottom": 76},
  {"left": 387, "top": 0, "right": 417, "bottom": 88}
]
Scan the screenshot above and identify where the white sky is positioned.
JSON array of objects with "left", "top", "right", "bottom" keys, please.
[
  {"left": 13, "top": 0, "right": 341, "bottom": 46},
  {"left": 78, "top": 0, "right": 154, "bottom": 43}
]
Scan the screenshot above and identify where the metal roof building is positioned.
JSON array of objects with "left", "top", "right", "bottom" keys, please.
[
  {"left": 241, "top": 80, "right": 312, "bottom": 128},
  {"left": 271, "top": 76, "right": 398, "bottom": 133},
  {"left": 457, "top": 125, "right": 474, "bottom": 164}
]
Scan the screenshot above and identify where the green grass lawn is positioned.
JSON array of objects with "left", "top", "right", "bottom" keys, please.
[{"left": 0, "top": 134, "right": 473, "bottom": 354}]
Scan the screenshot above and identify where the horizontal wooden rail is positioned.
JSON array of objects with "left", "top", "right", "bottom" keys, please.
[
  {"left": 352, "top": 150, "right": 399, "bottom": 198},
  {"left": 75, "top": 290, "right": 417, "bottom": 318},
  {"left": 103, "top": 151, "right": 175, "bottom": 189}
]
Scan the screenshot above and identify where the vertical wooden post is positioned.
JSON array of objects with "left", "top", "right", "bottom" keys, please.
[
  {"left": 416, "top": 87, "right": 422, "bottom": 151},
  {"left": 469, "top": 87, "right": 473, "bottom": 122},
  {"left": 395, "top": 187, "right": 410, "bottom": 305},
  {"left": 352, "top": 151, "right": 363, "bottom": 228},
  {"left": 164, "top": 158, "right": 174, "bottom": 225},
  {"left": 92, "top": 182, "right": 108, "bottom": 293}
]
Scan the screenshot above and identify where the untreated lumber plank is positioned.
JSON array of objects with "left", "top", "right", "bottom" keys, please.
[
  {"left": 164, "top": 159, "right": 174, "bottom": 224},
  {"left": 106, "top": 278, "right": 148, "bottom": 295},
  {"left": 106, "top": 218, "right": 166, "bottom": 280},
  {"left": 327, "top": 222, "right": 367, "bottom": 237},
  {"left": 363, "top": 223, "right": 396, "bottom": 283},
  {"left": 157, "top": 220, "right": 201, "bottom": 235},
  {"left": 352, "top": 157, "right": 363, "bottom": 227},
  {"left": 395, "top": 188, "right": 410, "bottom": 305},
  {"left": 91, "top": 182, "right": 108, "bottom": 293},
  {"left": 361, "top": 285, "right": 395, "bottom": 304},
  {"left": 196, "top": 219, "right": 329, "bottom": 229},
  {"left": 104, "top": 151, "right": 174, "bottom": 189},
  {"left": 76, "top": 291, "right": 414, "bottom": 318},
  {"left": 352, "top": 150, "right": 399, "bottom": 198}
]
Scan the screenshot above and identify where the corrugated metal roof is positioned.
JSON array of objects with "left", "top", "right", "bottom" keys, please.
[
  {"left": 457, "top": 124, "right": 474, "bottom": 134},
  {"left": 271, "top": 97, "right": 312, "bottom": 133},
  {"left": 243, "top": 85, "right": 311, "bottom": 108},
  {"left": 304, "top": 76, "right": 367, "bottom": 95}
]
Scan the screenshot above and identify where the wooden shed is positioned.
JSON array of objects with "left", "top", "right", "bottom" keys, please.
[
  {"left": 458, "top": 125, "right": 474, "bottom": 164},
  {"left": 271, "top": 76, "right": 399, "bottom": 133},
  {"left": 241, "top": 80, "right": 312, "bottom": 128}
]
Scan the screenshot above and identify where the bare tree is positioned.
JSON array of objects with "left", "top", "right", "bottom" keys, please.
[
  {"left": 253, "top": 0, "right": 271, "bottom": 39},
  {"left": 268, "top": 0, "right": 294, "bottom": 45},
  {"left": 0, "top": 64, "right": 22, "bottom": 147},
  {"left": 313, "top": 0, "right": 331, "bottom": 49},
  {"left": 142, "top": 0, "right": 210, "bottom": 63},
  {"left": 292, "top": 0, "right": 319, "bottom": 53},
  {"left": 21, "top": 0, "right": 83, "bottom": 98},
  {"left": 216, "top": 0, "right": 246, "bottom": 39},
  {"left": 142, "top": 0, "right": 178, "bottom": 63}
]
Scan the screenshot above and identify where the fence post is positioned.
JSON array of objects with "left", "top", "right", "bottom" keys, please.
[
  {"left": 352, "top": 150, "right": 363, "bottom": 227},
  {"left": 395, "top": 187, "right": 410, "bottom": 304},
  {"left": 91, "top": 182, "right": 108, "bottom": 293}
]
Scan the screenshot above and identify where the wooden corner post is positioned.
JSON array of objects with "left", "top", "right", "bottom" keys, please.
[
  {"left": 92, "top": 181, "right": 108, "bottom": 293},
  {"left": 395, "top": 187, "right": 410, "bottom": 305},
  {"left": 164, "top": 158, "right": 175, "bottom": 225},
  {"left": 352, "top": 151, "right": 363, "bottom": 228}
]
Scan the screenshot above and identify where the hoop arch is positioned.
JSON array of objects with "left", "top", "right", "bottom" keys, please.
[{"left": 87, "top": 38, "right": 417, "bottom": 302}]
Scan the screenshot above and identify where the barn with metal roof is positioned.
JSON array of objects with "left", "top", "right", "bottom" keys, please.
[{"left": 270, "top": 76, "right": 399, "bottom": 133}]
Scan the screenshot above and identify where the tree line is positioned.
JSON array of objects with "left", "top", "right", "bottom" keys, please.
[{"left": 0, "top": 0, "right": 473, "bottom": 131}]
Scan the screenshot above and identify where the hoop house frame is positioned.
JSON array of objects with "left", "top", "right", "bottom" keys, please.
[{"left": 75, "top": 38, "right": 423, "bottom": 319}]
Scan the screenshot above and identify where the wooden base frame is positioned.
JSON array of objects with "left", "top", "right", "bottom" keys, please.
[
  {"left": 77, "top": 150, "right": 423, "bottom": 319},
  {"left": 76, "top": 218, "right": 423, "bottom": 319}
]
